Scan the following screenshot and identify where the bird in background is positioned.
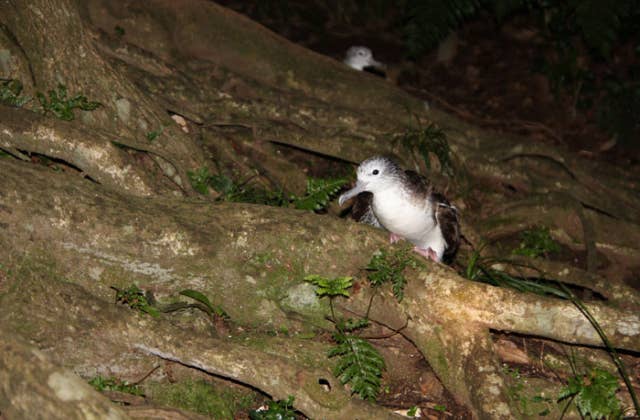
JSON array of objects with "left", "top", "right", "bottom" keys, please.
[
  {"left": 343, "top": 46, "right": 386, "bottom": 74},
  {"left": 339, "top": 156, "right": 460, "bottom": 263}
]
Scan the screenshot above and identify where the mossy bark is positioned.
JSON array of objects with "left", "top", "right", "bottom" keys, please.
[{"left": 0, "top": 0, "right": 639, "bottom": 418}]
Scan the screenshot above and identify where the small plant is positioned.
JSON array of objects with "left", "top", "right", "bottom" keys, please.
[
  {"left": 0, "top": 79, "right": 30, "bottom": 107},
  {"left": 367, "top": 246, "right": 422, "bottom": 302},
  {"left": 111, "top": 285, "right": 160, "bottom": 317},
  {"left": 558, "top": 368, "right": 622, "bottom": 419},
  {"left": 291, "top": 177, "right": 347, "bottom": 211},
  {"left": 250, "top": 395, "right": 296, "bottom": 420},
  {"left": 146, "top": 125, "right": 166, "bottom": 141},
  {"left": 188, "top": 167, "right": 214, "bottom": 194},
  {"left": 513, "top": 226, "right": 560, "bottom": 258},
  {"left": 464, "top": 247, "right": 568, "bottom": 297},
  {"left": 303, "top": 274, "right": 353, "bottom": 298},
  {"left": 328, "top": 334, "right": 385, "bottom": 401},
  {"left": 179, "top": 289, "right": 227, "bottom": 318},
  {"left": 304, "top": 274, "right": 385, "bottom": 401},
  {"left": 37, "top": 84, "right": 101, "bottom": 121},
  {"left": 89, "top": 375, "right": 144, "bottom": 396},
  {"left": 189, "top": 168, "right": 345, "bottom": 212},
  {"left": 399, "top": 125, "right": 454, "bottom": 178},
  {"left": 160, "top": 289, "right": 228, "bottom": 329}
]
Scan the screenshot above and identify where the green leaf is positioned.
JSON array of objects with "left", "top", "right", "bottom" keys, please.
[
  {"left": 112, "top": 285, "right": 159, "bottom": 317},
  {"left": 558, "top": 368, "right": 621, "bottom": 419},
  {"left": 304, "top": 274, "right": 352, "bottom": 298},
  {"left": 89, "top": 375, "right": 144, "bottom": 396},
  {"left": 328, "top": 336, "right": 385, "bottom": 401},
  {"left": 179, "top": 289, "right": 227, "bottom": 318},
  {"left": 187, "top": 167, "right": 212, "bottom": 194},
  {"left": 37, "top": 84, "right": 101, "bottom": 121},
  {"left": 292, "top": 177, "right": 347, "bottom": 211},
  {"left": 367, "top": 247, "right": 421, "bottom": 302},
  {"left": 0, "top": 79, "right": 30, "bottom": 107}
]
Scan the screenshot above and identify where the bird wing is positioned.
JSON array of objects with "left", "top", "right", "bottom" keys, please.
[
  {"left": 403, "top": 170, "right": 433, "bottom": 197},
  {"left": 430, "top": 192, "right": 460, "bottom": 262},
  {"left": 351, "top": 192, "right": 382, "bottom": 228}
]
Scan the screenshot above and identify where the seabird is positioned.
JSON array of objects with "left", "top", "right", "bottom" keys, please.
[
  {"left": 343, "top": 46, "right": 386, "bottom": 75},
  {"left": 339, "top": 156, "right": 460, "bottom": 263}
]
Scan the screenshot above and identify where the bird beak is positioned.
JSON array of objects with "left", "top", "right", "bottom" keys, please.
[
  {"left": 338, "top": 181, "right": 366, "bottom": 206},
  {"left": 367, "top": 58, "right": 385, "bottom": 70}
]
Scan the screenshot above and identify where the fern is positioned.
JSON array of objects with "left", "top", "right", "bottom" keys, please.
[
  {"left": 400, "top": 125, "right": 454, "bottom": 178},
  {"left": 0, "top": 79, "right": 30, "bottom": 107},
  {"left": 303, "top": 274, "right": 352, "bottom": 298},
  {"left": 111, "top": 285, "right": 160, "bottom": 317},
  {"left": 558, "top": 368, "right": 621, "bottom": 419},
  {"left": 37, "top": 84, "right": 101, "bottom": 121},
  {"left": 367, "top": 247, "right": 422, "bottom": 302},
  {"left": 292, "top": 177, "right": 347, "bottom": 211},
  {"left": 329, "top": 334, "right": 385, "bottom": 401},
  {"left": 304, "top": 273, "right": 385, "bottom": 401}
]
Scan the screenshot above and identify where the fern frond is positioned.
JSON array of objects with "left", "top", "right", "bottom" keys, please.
[
  {"left": 329, "top": 336, "right": 385, "bottom": 401},
  {"left": 304, "top": 274, "right": 353, "bottom": 298},
  {"left": 292, "top": 177, "right": 347, "bottom": 211}
]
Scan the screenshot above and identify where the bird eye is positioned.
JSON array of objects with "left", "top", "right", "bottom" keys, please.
[{"left": 372, "top": 169, "right": 379, "bottom": 175}]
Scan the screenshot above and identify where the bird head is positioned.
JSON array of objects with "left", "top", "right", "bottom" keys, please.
[
  {"left": 343, "top": 46, "right": 385, "bottom": 71},
  {"left": 338, "top": 156, "right": 401, "bottom": 206}
]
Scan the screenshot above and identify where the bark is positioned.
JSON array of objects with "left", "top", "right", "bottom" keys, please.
[{"left": 0, "top": 0, "right": 639, "bottom": 418}]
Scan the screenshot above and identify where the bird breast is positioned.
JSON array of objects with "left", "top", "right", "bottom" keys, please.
[{"left": 371, "top": 188, "right": 436, "bottom": 245}]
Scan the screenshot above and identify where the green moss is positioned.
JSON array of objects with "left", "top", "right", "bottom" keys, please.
[{"left": 146, "top": 379, "right": 256, "bottom": 419}]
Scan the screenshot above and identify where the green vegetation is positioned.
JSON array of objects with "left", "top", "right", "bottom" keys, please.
[
  {"left": 462, "top": 248, "right": 638, "bottom": 415},
  {"left": 303, "top": 274, "right": 353, "bottom": 298},
  {"left": 0, "top": 79, "right": 30, "bottom": 107},
  {"left": 37, "top": 84, "right": 101, "bottom": 121},
  {"left": 188, "top": 168, "right": 346, "bottom": 211},
  {"left": 465, "top": 247, "right": 565, "bottom": 297},
  {"left": 291, "top": 177, "right": 347, "bottom": 211},
  {"left": 367, "top": 246, "right": 422, "bottom": 302},
  {"left": 558, "top": 368, "right": 621, "bottom": 419},
  {"left": 147, "top": 379, "right": 256, "bottom": 419},
  {"left": 146, "top": 125, "right": 165, "bottom": 141},
  {"left": 88, "top": 375, "right": 144, "bottom": 396},
  {"left": 111, "top": 284, "right": 160, "bottom": 317},
  {"left": 111, "top": 285, "right": 228, "bottom": 329},
  {"left": 160, "top": 289, "right": 228, "bottom": 328},
  {"left": 304, "top": 274, "right": 385, "bottom": 401},
  {"left": 249, "top": 395, "right": 296, "bottom": 420},
  {"left": 399, "top": 125, "right": 454, "bottom": 178},
  {"left": 512, "top": 226, "right": 560, "bottom": 259}
]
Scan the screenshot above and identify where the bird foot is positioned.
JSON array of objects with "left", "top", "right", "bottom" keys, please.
[
  {"left": 413, "top": 246, "right": 440, "bottom": 262},
  {"left": 389, "top": 233, "right": 403, "bottom": 244}
]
